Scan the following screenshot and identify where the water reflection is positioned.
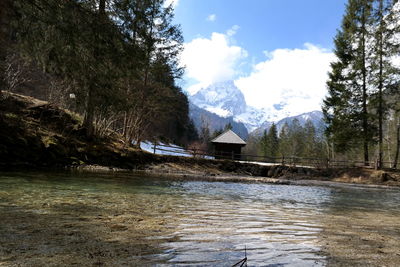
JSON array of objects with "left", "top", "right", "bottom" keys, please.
[
  {"left": 0, "top": 171, "right": 399, "bottom": 266},
  {"left": 153, "top": 182, "right": 328, "bottom": 266}
]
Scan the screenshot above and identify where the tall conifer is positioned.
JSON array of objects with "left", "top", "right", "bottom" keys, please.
[{"left": 323, "top": 0, "right": 374, "bottom": 165}]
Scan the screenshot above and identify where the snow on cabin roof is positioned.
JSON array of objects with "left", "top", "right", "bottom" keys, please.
[{"left": 211, "top": 129, "right": 246, "bottom": 145}]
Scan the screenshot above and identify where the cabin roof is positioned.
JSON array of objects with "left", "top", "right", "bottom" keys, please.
[{"left": 211, "top": 129, "right": 246, "bottom": 145}]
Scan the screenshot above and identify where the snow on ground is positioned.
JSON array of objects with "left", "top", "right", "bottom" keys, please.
[
  {"left": 140, "top": 141, "right": 215, "bottom": 159},
  {"left": 140, "top": 142, "right": 192, "bottom": 157}
]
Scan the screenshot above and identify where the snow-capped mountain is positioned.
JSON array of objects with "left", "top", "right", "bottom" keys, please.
[
  {"left": 190, "top": 81, "right": 247, "bottom": 117},
  {"left": 189, "top": 80, "right": 325, "bottom": 134},
  {"left": 251, "top": 110, "right": 325, "bottom": 136},
  {"left": 189, "top": 102, "right": 248, "bottom": 140},
  {"left": 235, "top": 106, "right": 270, "bottom": 131},
  {"left": 190, "top": 81, "right": 268, "bottom": 131}
]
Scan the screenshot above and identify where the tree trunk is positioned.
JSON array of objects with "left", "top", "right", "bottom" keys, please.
[
  {"left": 0, "top": 0, "right": 12, "bottom": 95},
  {"left": 83, "top": 86, "right": 95, "bottom": 137},
  {"left": 361, "top": 6, "right": 369, "bottom": 166},
  {"left": 393, "top": 120, "right": 400, "bottom": 169},
  {"left": 99, "top": 0, "right": 106, "bottom": 15},
  {"left": 377, "top": 0, "right": 384, "bottom": 169},
  {"left": 83, "top": 0, "right": 107, "bottom": 138}
]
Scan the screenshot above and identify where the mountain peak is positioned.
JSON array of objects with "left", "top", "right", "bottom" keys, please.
[
  {"left": 190, "top": 80, "right": 247, "bottom": 117},
  {"left": 189, "top": 81, "right": 324, "bottom": 133},
  {"left": 251, "top": 110, "right": 325, "bottom": 136}
]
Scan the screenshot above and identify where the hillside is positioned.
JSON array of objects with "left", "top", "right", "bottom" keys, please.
[
  {"left": 0, "top": 92, "right": 145, "bottom": 168},
  {"left": 0, "top": 92, "right": 254, "bottom": 172}
]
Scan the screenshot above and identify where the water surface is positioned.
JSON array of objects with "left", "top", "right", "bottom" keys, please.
[{"left": 0, "top": 171, "right": 399, "bottom": 266}]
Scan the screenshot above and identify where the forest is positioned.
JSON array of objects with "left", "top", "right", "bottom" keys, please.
[
  {"left": 0, "top": 0, "right": 197, "bottom": 147},
  {"left": 1, "top": 0, "right": 399, "bottom": 170}
]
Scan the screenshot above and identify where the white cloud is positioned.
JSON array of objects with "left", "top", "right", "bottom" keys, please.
[
  {"left": 227, "top": 25, "right": 240, "bottom": 37},
  {"left": 163, "top": 0, "right": 179, "bottom": 8},
  {"left": 206, "top": 14, "right": 217, "bottom": 22},
  {"left": 180, "top": 28, "right": 247, "bottom": 94},
  {"left": 235, "top": 43, "right": 335, "bottom": 116}
]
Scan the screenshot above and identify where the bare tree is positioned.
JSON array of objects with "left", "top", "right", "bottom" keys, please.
[{"left": 4, "top": 53, "right": 32, "bottom": 92}]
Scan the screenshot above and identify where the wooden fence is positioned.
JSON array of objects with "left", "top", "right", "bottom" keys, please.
[{"left": 150, "top": 143, "right": 397, "bottom": 169}]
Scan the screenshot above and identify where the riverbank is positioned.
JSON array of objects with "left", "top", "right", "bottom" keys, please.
[
  {"left": 1, "top": 92, "right": 400, "bottom": 187},
  {"left": 137, "top": 162, "right": 400, "bottom": 188}
]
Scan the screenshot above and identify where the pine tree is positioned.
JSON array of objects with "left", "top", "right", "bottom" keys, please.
[
  {"left": 260, "top": 124, "right": 280, "bottom": 159},
  {"left": 288, "top": 119, "right": 306, "bottom": 157},
  {"left": 267, "top": 123, "right": 279, "bottom": 158},
  {"left": 369, "top": 0, "right": 399, "bottom": 168},
  {"left": 260, "top": 129, "right": 268, "bottom": 157},
  {"left": 303, "top": 121, "right": 316, "bottom": 157},
  {"left": 114, "top": 0, "right": 184, "bottom": 145},
  {"left": 9, "top": 0, "right": 188, "bottom": 144},
  {"left": 323, "top": 0, "right": 375, "bottom": 165},
  {"left": 278, "top": 123, "right": 290, "bottom": 158},
  {"left": 323, "top": 28, "right": 357, "bottom": 153}
]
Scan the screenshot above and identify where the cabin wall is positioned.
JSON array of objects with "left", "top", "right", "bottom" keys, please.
[{"left": 213, "top": 143, "right": 243, "bottom": 160}]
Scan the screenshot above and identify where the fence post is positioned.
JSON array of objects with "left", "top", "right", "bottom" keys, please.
[{"left": 153, "top": 142, "right": 156, "bottom": 154}]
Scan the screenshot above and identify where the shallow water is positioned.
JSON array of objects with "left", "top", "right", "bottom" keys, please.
[{"left": 0, "top": 171, "right": 399, "bottom": 266}]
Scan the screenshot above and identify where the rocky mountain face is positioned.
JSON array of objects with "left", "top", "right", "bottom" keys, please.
[
  {"left": 190, "top": 81, "right": 247, "bottom": 117},
  {"left": 189, "top": 81, "right": 268, "bottom": 131},
  {"left": 189, "top": 102, "right": 248, "bottom": 140},
  {"left": 188, "top": 80, "right": 325, "bottom": 139}
]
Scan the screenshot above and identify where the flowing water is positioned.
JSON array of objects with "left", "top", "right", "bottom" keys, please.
[{"left": 0, "top": 171, "right": 399, "bottom": 266}]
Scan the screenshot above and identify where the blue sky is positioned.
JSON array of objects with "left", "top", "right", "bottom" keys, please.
[
  {"left": 175, "top": 0, "right": 347, "bottom": 53},
  {"left": 166, "top": 0, "right": 348, "bottom": 116}
]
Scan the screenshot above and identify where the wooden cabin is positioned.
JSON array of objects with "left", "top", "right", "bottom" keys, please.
[{"left": 211, "top": 130, "right": 246, "bottom": 160}]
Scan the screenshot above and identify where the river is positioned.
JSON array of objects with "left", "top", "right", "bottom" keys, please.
[{"left": 0, "top": 171, "right": 399, "bottom": 266}]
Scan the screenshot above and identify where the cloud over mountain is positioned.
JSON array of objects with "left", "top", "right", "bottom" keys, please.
[
  {"left": 235, "top": 43, "right": 335, "bottom": 114},
  {"left": 180, "top": 28, "right": 248, "bottom": 94}
]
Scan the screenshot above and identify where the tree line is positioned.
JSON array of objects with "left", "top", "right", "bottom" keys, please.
[
  {"left": 323, "top": 0, "right": 400, "bottom": 168},
  {"left": 244, "top": 120, "right": 326, "bottom": 160},
  {"left": 0, "top": 0, "right": 198, "bottom": 146}
]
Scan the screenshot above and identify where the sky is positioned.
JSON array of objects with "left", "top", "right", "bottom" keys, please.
[{"left": 168, "top": 0, "right": 348, "bottom": 114}]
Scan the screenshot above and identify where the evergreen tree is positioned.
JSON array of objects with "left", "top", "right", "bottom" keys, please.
[
  {"left": 12, "top": 0, "right": 124, "bottom": 136},
  {"left": 7, "top": 0, "right": 190, "bottom": 144},
  {"left": 260, "top": 123, "right": 279, "bottom": 159},
  {"left": 260, "top": 129, "right": 268, "bottom": 157},
  {"left": 278, "top": 123, "right": 291, "bottom": 158},
  {"left": 303, "top": 121, "right": 317, "bottom": 157},
  {"left": 288, "top": 119, "right": 306, "bottom": 157},
  {"left": 186, "top": 119, "right": 199, "bottom": 143},
  {"left": 369, "top": 0, "right": 399, "bottom": 168},
  {"left": 267, "top": 123, "right": 279, "bottom": 158},
  {"left": 323, "top": 0, "right": 375, "bottom": 165}
]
